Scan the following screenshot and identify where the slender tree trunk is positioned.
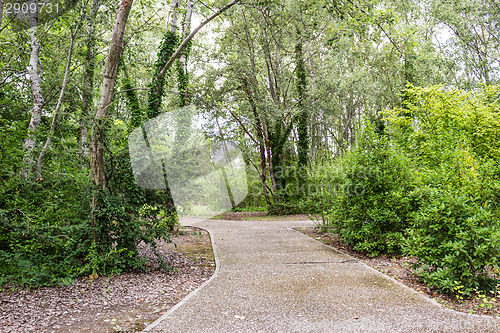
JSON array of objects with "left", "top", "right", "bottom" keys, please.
[
  {"left": 22, "top": 10, "right": 44, "bottom": 177},
  {"left": 36, "top": 25, "right": 79, "bottom": 176},
  {"left": 259, "top": 142, "right": 271, "bottom": 206},
  {"left": 215, "top": 117, "right": 236, "bottom": 210},
  {"left": 89, "top": 0, "right": 133, "bottom": 243},
  {"left": 263, "top": 122, "right": 277, "bottom": 193},
  {"left": 79, "top": 0, "right": 101, "bottom": 161},
  {"left": 242, "top": 79, "right": 271, "bottom": 206},
  {"left": 295, "top": 29, "right": 308, "bottom": 170}
]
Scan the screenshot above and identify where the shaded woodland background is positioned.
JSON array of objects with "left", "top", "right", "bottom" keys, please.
[{"left": 0, "top": 0, "right": 499, "bottom": 296}]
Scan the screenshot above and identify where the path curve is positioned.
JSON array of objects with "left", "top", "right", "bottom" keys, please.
[{"left": 143, "top": 218, "right": 500, "bottom": 332}]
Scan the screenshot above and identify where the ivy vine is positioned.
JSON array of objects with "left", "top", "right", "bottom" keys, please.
[{"left": 147, "top": 31, "right": 179, "bottom": 119}]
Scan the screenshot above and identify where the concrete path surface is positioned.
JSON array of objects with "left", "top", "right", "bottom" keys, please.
[{"left": 143, "top": 218, "right": 500, "bottom": 332}]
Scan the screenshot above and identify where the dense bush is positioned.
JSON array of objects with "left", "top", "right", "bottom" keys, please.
[
  {"left": 405, "top": 186, "right": 500, "bottom": 295},
  {"left": 0, "top": 122, "right": 174, "bottom": 287},
  {"left": 388, "top": 85, "right": 500, "bottom": 294},
  {"left": 324, "top": 124, "right": 415, "bottom": 256},
  {"left": 313, "top": 85, "right": 500, "bottom": 295},
  {"left": 0, "top": 172, "right": 91, "bottom": 286}
]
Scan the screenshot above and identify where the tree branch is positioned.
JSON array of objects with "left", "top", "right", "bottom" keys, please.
[{"left": 157, "top": 0, "right": 241, "bottom": 80}]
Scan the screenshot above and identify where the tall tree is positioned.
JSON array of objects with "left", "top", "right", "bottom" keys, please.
[
  {"left": 22, "top": 8, "right": 44, "bottom": 177},
  {"left": 36, "top": 23, "right": 80, "bottom": 175},
  {"left": 295, "top": 28, "right": 308, "bottom": 170},
  {"left": 79, "top": 0, "right": 101, "bottom": 160},
  {"left": 89, "top": 0, "right": 134, "bottom": 243}
]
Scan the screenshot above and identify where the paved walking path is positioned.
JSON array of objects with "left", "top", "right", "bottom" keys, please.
[{"left": 144, "top": 218, "right": 500, "bottom": 332}]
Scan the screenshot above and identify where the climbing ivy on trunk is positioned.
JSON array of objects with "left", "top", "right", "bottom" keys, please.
[
  {"left": 147, "top": 30, "right": 179, "bottom": 119},
  {"left": 295, "top": 30, "right": 308, "bottom": 170}
]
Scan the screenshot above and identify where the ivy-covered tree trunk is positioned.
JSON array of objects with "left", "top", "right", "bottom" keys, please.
[
  {"left": 147, "top": 0, "right": 180, "bottom": 119},
  {"left": 295, "top": 30, "right": 308, "bottom": 170},
  {"left": 177, "top": 0, "right": 194, "bottom": 108},
  {"left": 143, "top": 0, "right": 180, "bottom": 217},
  {"left": 121, "top": 63, "right": 142, "bottom": 130},
  {"left": 89, "top": 0, "right": 133, "bottom": 243},
  {"left": 174, "top": 0, "right": 194, "bottom": 146},
  {"left": 269, "top": 120, "right": 293, "bottom": 190}
]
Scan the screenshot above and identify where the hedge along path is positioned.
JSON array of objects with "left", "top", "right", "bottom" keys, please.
[{"left": 145, "top": 218, "right": 500, "bottom": 332}]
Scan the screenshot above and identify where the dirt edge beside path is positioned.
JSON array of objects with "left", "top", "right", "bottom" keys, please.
[{"left": 0, "top": 226, "right": 215, "bottom": 333}]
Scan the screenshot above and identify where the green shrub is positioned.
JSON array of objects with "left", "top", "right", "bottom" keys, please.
[
  {"left": 405, "top": 187, "right": 500, "bottom": 295},
  {"left": 325, "top": 124, "right": 415, "bottom": 256},
  {"left": 0, "top": 173, "right": 91, "bottom": 286},
  {"left": 0, "top": 137, "right": 173, "bottom": 287},
  {"left": 385, "top": 84, "right": 500, "bottom": 294}
]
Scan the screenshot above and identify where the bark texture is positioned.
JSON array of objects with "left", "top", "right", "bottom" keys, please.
[
  {"left": 89, "top": 0, "right": 133, "bottom": 244},
  {"left": 22, "top": 17, "right": 44, "bottom": 177},
  {"left": 89, "top": 0, "right": 133, "bottom": 191},
  {"left": 79, "top": 0, "right": 101, "bottom": 160}
]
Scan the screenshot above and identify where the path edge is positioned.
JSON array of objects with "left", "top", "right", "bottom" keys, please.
[
  {"left": 288, "top": 226, "right": 446, "bottom": 309},
  {"left": 142, "top": 224, "right": 220, "bottom": 332},
  {"left": 289, "top": 226, "right": 500, "bottom": 322}
]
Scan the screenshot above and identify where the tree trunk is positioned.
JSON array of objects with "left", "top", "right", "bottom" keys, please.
[
  {"left": 36, "top": 25, "right": 79, "bottom": 176},
  {"left": 242, "top": 79, "right": 271, "bottom": 206},
  {"left": 177, "top": 0, "right": 194, "bottom": 107},
  {"left": 121, "top": 63, "right": 142, "bottom": 130},
  {"left": 263, "top": 122, "right": 277, "bottom": 193},
  {"left": 147, "top": 0, "right": 180, "bottom": 119},
  {"left": 22, "top": 10, "right": 44, "bottom": 177},
  {"left": 79, "top": 0, "right": 101, "bottom": 161},
  {"left": 89, "top": 0, "right": 133, "bottom": 243},
  {"left": 295, "top": 29, "right": 308, "bottom": 169},
  {"left": 215, "top": 117, "right": 236, "bottom": 210}
]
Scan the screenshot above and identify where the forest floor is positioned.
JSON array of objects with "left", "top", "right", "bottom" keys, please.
[
  {"left": 296, "top": 226, "right": 500, "bottom": 318},
  {"left": 0, "top": 226, "right": 215, "bottom": 333}
]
